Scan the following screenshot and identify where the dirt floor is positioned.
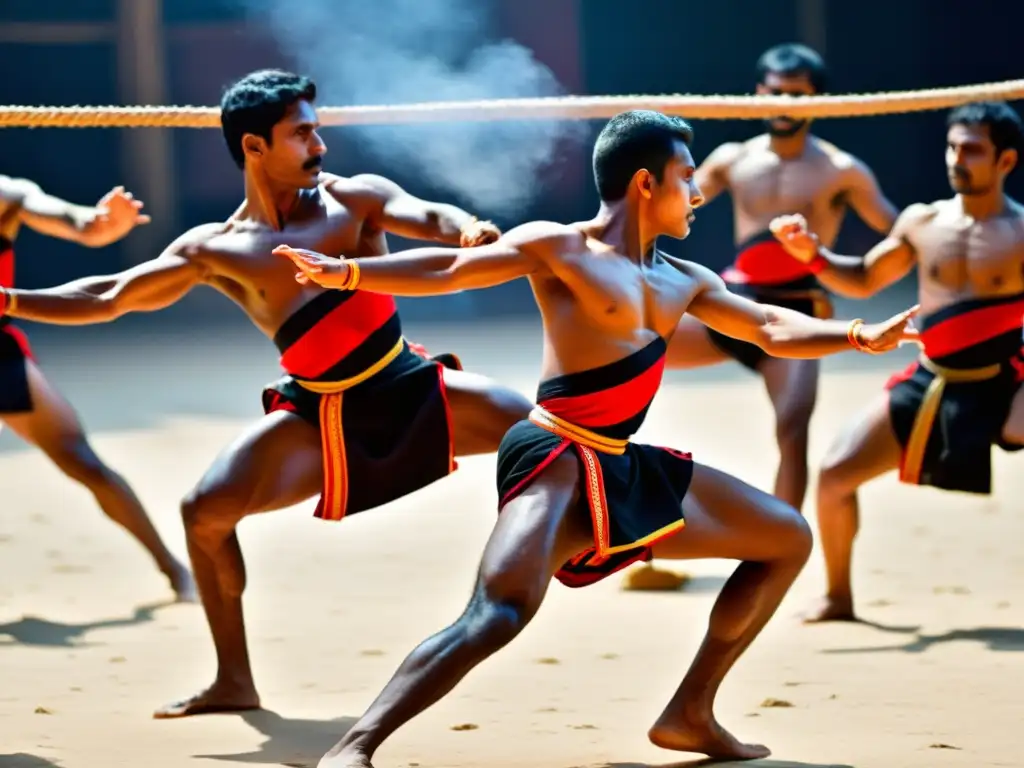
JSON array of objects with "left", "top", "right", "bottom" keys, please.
[{"left": 2, "top": 318, "right": 1021, "bottom": 768}]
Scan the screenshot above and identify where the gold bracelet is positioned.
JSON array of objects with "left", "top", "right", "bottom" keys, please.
[
  {"left": 340, "top": 261, "right": 361, "bottom": 291},
  {"left": 846, "top": 318, "right": 877, "bottom": 354}
]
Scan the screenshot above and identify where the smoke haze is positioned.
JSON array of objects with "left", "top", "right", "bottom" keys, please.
[{"left": 235, "top": 0, "right": 586, "bottom": 215}]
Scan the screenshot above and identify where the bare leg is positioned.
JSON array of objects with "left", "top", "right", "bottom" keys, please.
[
  {"left": 626, "top": 315, "right": 727, "bottom": 590},
  {"left": 2, "top": 361, "right": 194, "bottom": 600},
  {"left": 759, "top": 357, "right": 818, "bottom": 511},
  {"left": 803, "top": 393, "right": 901, "bottom": 622},
  {"left": 645, "top": 462, "right": 812, "bottom": 759},
  {"left": 318, "top": 452, "right": 591, "bottom": 768},
  {"left": 998, "top": 384, "right": 1024, "bottom": 444},
  {"left": 441, "top": 367, "right": 532, "bottom": 456},
  {"left": 154, "top": 410, "right": 323, "bottom": 717},
  {"left": 664, "top": 315, "right": 731, "bottom": 370}
]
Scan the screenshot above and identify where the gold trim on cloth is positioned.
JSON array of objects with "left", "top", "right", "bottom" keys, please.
[
  {"left": 527, "top": 406, "right": 627, "bottom": 455},
  {"left": 298, "top": 337, "right": 405, "bottom": 522},
  {"left": 528, "top": 406, "right": 685, "bottom": 559},
  {"left": 899, "top": 355, "right": 1002, "bottom": 484},
  {"left": 295, "top": 337, "right": 405, "bottom": 394}
]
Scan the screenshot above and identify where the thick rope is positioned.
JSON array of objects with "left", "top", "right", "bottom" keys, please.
[{"left": 1, "top": 79, "right": 1022, "bottom": 129}]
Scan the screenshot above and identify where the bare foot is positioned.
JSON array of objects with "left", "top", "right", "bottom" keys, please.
[
  {"left": 153, "top": 680, "right": 260, "bottom": 719},
  {"left": 648, "top": 713, "right": 770, "bottom": 760},
  {"left": 801, "top": 594, "right": 856, "bottom": 624},
  {"left": 168, "top": 564, "right": 198, "bottom": 604},
  {"left": 318, "top": 745, "right": 373, "bottom": 768}
]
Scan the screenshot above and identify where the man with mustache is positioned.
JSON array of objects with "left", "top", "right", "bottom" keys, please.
[
  {"left": 0, "top": 68, "right": 533, "bottom": 717},
  {"left": 771, "top": 101, "right": 1024, "bottom": 622},
  {"left": 664, "top": 44, "right": 899, "bottom": 514}
]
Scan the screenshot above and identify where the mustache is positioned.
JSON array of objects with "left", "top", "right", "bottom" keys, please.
[
  {"left": 951, "top": 166, "right": 971, "bottom": 180},
  {"left": 303, "top": 155, "right": 325, "bottom": 170}
]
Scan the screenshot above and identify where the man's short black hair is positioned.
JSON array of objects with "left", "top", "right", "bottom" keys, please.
[
  {"left": 947, "top": 101, "right": 1024, "bottom": 160},
  {"left": 592, "top": 110, "right": 694, "bottom": 201},
  {"left": 220, "top": 69, "right": 317, "bottom": 170},
  {"left": 756, "top": 43, "right": 826, "bottom": 92}
]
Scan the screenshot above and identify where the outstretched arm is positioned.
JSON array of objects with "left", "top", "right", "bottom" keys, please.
[
  {"left": 685, "top": 263, "right": 917, "bottom": 358},
  {"left": 274, "top": 221, "right": 569, "bottom": 297},
  {"left": 0, "top": 176, "right": 150, "bottom": 247},
  {"left": 770, "top": 204, "right": 927, "bottom": 298},
  {"left": 0, "top": 228, "right": 210, "bottom": 325},
  {"left": 842, "top": 158, "right": 900, "bottom": 235},
  {"left": 342, "top": 174, "right": 500, "bottom": 246},
  {"left": 693, "top": 142, "right": 741, "bottom": 207}
]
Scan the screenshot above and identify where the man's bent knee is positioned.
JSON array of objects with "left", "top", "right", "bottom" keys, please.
[
  {"left": 775, "top": 407, "right": 814, "bottom": 448},
  {"left": 783, "top": 511, "right": 814, "bottom": 563},
  {"left": 817, "top": 442, "right": 862, "bottom": 503},
  {"left": 180, "top": 487, "right": 246, "bottom": 550}
]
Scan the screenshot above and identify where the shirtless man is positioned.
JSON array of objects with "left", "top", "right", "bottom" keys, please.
[
  {"left": 770, "top": 100, "right": 1024, "bottom": 622},
  {"left": 0, "top": 69, "right": 533, "bottom": 717},
  {"left": 0, "top": 178, "right": 194, "bottom": 600},
  {"left": 666, "top": 43, "right": 899, "bottom": 510},
  {"left": 275, "top": 109, "right": 916, "bottom": 766}
]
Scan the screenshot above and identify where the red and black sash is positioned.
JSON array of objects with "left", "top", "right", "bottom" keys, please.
[
  {"left": 0, "top": 236, "right": 14, "bottom": 330},
  {"left": 722, "top": 229, "right": 819, "bottom": 286},
  {"left": 917, "top": 292, "right": 1024, "bottom": 369},
  {"left": 535, "top": 336, "right": 667, "bottom": 441},
  {"left": 893, "top": 292, "right": 1024, "bottom": 485},
  {"left": 273, "top": 288, "right": 401, "bottom": 383}
]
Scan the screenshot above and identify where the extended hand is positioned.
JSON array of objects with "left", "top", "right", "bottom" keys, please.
[
  {"left": 858, "top": 305, "right": 920, "bottom": 353},
  {"left": 460, "top": 218, "right": 501, "bottom": 247},
  {"left": 85, "top": 186, "right": 151, "bottom": 243},
  {"left": 273, "top": 245, "right": 349, "bottom": 287},
  {"left": 769, "top": 214, "right": 819, "bottom": 264}
]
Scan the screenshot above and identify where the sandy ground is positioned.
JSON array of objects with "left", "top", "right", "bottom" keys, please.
[{"left": 1, "top": 318, "right": 1022, "bottom": 768}]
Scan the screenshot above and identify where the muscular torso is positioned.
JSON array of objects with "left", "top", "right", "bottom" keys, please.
[
  {"left": 909, "top": 197, "right": 1024, "bottom": 315},
  {"left": 193, "top": 181, "right": 387, "bottom": 339},
  {"left": 530, "top": 224, "right": 699, "bottom": 379},
  {"left": 724, "top": 135, "right": 855, "bottom": 247}
]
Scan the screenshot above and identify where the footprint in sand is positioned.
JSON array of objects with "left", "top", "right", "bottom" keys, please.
[
  {"left": 536, "top": 657, "right": 560, "bottom": 665},
  {"left": 569, "top": 724, "right": 598, "bottom": 730},
  {"left": 450, "top": 723, "right": 479, "bottom": 731},
  {"left": 34, "top": 706, "right": 53, "bottom": 715},
  {"left": 599, "top": 653, "right": 619, "bottom": 660},
  {"left": 933, "top": 586, "right": 971, "bottom": 595},
  {"left": 929, "top": 743, "right": 961, "bottom": 750},
  {"left": 360, "top": 649, "right": 386, "bottom": 657},
  {"left": 759, "top": 698, "right": 794, "bottom": 708},
  {"left": 52, "top": 564, "right": 91, "bottom": 575}
]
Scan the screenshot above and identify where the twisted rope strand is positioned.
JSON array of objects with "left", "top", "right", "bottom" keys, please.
[{"left": 1, "top": 79, "right": 1022, "bottom": 128}]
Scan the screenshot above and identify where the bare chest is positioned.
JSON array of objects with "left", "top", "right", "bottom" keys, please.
[
  {"left": 916, "top": 216, "right": 1024, "bottom": 298},
  {"left": 203, "top": 206, "right": 379, "bottom": 332},
  {"left": 555, "top": 252, "right": 694, "bottom": 337},
  {"left": 730, "top": 152, "right": 845, "bottom": 225}
]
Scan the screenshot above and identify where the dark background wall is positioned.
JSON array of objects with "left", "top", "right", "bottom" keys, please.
[{"left": 1, "top": 0, "right": 1021, "bottom": 324}]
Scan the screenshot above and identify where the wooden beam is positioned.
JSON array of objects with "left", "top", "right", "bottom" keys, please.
[
  {"left": 796, "top": 0, "right": 828, "bottom": 57},
  {"left": 116, "top": 0, "right": 177, "bottom": 260},
  {"left": 0, "top": 20, "right": 242, "bottom": 46}
]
